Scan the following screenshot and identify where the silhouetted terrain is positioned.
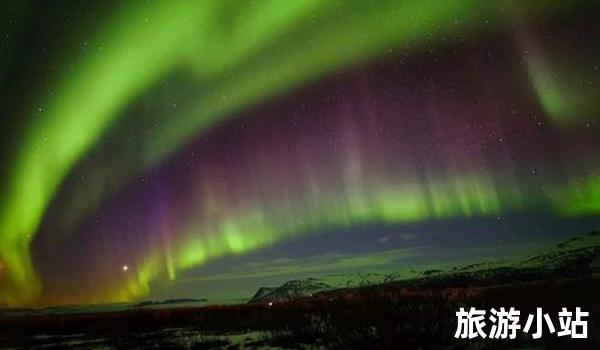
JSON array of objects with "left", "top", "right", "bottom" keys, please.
[{"left": 2, "top": 232, "right": 600, "bottom": 349}]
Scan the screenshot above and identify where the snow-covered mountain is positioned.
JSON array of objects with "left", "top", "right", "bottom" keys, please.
[
  {"left": 248, "top": 278, "right": 332, "bottom": 303},
  {"left": 249, "top": 231, "right": 600, "bottom": 304}
]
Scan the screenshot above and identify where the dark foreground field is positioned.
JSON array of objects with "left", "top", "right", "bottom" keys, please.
[
  {"left": 2, "top": 232, "right": 600, "bottom": 349},
  {"left": 2, "top": 278, "right": 600, "bottom": 349}
]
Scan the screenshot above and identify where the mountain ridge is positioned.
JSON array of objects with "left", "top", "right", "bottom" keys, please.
[{"left": 248, "top": 231, "right": 600, "bottom": 303}]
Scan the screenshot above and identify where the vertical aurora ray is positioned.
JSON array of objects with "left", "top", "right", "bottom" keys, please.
[
  {"left": 33, "top": 36, "right": 600, "bottom": 305},
  {"left": 1, "top": 0, "right": 204, "bottom": 305},
  {"left": 522, "top": 51, "right": 600, "bottom": 127},
  {"left": 512, "top": 8, "right": 600, "bottom": 127},
  {"left": 554, "top": 176, "right": 600, "bottom": 216},
  {"left": 0, "top": 0, "right": 492, "bottom": 304},
  {"left": 1, "top": 0, "right": 597, "bottom": 306}
]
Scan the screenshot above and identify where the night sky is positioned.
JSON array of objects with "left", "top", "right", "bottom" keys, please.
[{"left": 1, "top": 1, "right": 599, "bottom": 307}]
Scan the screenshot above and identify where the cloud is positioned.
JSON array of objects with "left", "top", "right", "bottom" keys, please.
[
  {"left": 400, "top": 233, "right": 417, "bottom": 241},
  {"left": 175, "top": 246, "right": 431, "bottom": 285},
  {"left": 377, "top": 236, "right": 391, "bottom": 244}
]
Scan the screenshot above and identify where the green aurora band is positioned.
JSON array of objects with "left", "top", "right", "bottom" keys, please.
[
  {"left": 515, "top": 15, "right": 600, "bottom": 127},
  {"left": 0, "top": 0, "right": 597, "bottom": 306},
  {"left": 108, "top": 172, "right": 522, "bottom": 303}
]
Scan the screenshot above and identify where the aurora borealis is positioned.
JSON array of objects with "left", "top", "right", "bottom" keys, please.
[{"left": 1, "top": 1, "right": 599, "bottom": 307}]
